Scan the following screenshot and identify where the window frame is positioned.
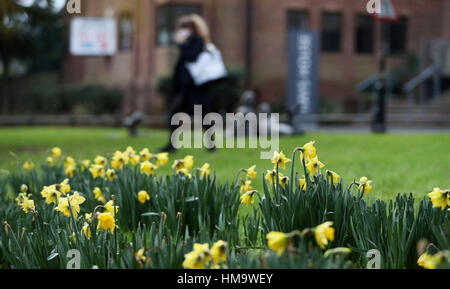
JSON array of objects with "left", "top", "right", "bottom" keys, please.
[{"left": 320, "top": 11, "right": 343, "bottom": 53}]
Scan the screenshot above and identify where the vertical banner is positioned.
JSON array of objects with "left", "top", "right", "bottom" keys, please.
[{"left": 287, "top": 30, "right": 319, "bottom": 129}]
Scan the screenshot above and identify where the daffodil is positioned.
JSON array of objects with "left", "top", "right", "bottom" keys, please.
[
  {"left": 130, "top": 154, "right": 140, "bottom": 166},
  {"left": 140, "top": 161, "right": 156, "bottom": 175},
  {"left": 314, "top": 221, "right": 335, "bottom": 249},
  {"left": 324, "top": 247, "right": 352, "bottom": 258},
  {"left": 135, "top": 248, "right": 147, "bottom": 264},
  {"left": 299, "top": 177, "right": 306, "bottom": 191},
  {"left": 21, "top": 198, "right": 35, "bottom": 214},
  {"left": 89, "top": 164, "right": 105, "bottom": 179},
  {"left": 301, "top": 141, "right": 317, "bottom": 162},
  {"left": 104, "top": 200, "right": 119, "bottom": 214},
  {"left": 111, "top": 151, "right": 126, "bottom": 169},
  {"left": 427, "top": 188, "right": 449, "bottom": 210},
  {"left": 247, "top": 165, "right": 257, "bottom": 179},
  {"left": 55, "top": 192, "right": 86, "bottom": 218},
  {"left": 124, "top": 146, "right": 136, "bottom": 158},
  {"left": 51, "top": 147, "right": 62, "bottom": 158},
  {"left": 240, "top": 179, "right": 252, "bottom": 194},
  {"left": 305, "top": 157, "right": 325, "bottom": 175},
  {"left": 182, "top": 243, "right": 211, "bottom": 269},
  {"left": 156, "top": 152, "right": 169, "bottom": 167},
  {"left": 183, "top": 155, "right": 194, "bottom": 169},
  {"left": 138, "top": 191, "right": 150, "bottom": 204},
  {"left": 82, "top": 223, "right": 91, "bottom": 240},
  {"left": 23, "top": 161, "right": 34, "bottom": 171},
  {"left": 327, "top": 170, "right": 341, "bottom": 184},
  {"left": 271, "top": 151, "right": 291, "bottom": 170},
  {"left": 211, "top": 240, "right": 227, "bottom": 264},
  {"left": 266, "top": 232, "right": 288, "bottom": 256},
  {"left": 240, "top": 191, "right": 256, "bottom": 206},
  {"left": 46, "top": 156, "right": 54, "bottom": 167},
  {"left": 279, "top": 176, "right": 289, "bottom": 189},
  {"left": 199, "top": 163, "right": 210, "bottom": 178},
  {"left": 80, "top": 159, "right": 90, "bottom": 171},
  {"left": 97, "top": 212, "right": 116, "bottom": 233},
  {"left": 265, "top": 169, "right": 283, "bottom": 184},
  {"left": 58, "top": 178, "right": 71, "bottom": 195},
  {"left": 106, "top": 169, "right": 116, "bottom": 181},
  {"left": 65, "top": 165, "right": 75, "bottom": 178},
  {"left": 140, "top": 148, "right": 151, "bottom": 161},
  {"left": 359, "top": 177, "right": 373, "bottom": 194},
  {"left": 93, "top": 187, "right": 106, "bottom": 203},
  {"left": 41, "top": 185, "right": 61, "bottom": 204},
  {"left": 64, "top": 157, "right": 75, "bottom": 169},
  {"left": 85, "top": 213, "right": 93, "bottom": 223},
  {"left": 178, "top": 168, "right": 192, "bottom": 178},
  {"left": 94, "top": 155, "right": 107, "bottom": 166}
]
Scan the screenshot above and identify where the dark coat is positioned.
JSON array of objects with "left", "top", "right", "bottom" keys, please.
[{"left": 173, "top": 35, "right": 211, "bottom": 108}]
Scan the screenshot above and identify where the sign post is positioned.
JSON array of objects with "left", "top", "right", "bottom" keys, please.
[{"left": 287, "top": 30, "right": 319, "bottom": 132}]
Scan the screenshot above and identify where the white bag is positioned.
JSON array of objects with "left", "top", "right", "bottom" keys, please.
[{"left": 186, "top": 43, "right": 227, "bottom": 86}]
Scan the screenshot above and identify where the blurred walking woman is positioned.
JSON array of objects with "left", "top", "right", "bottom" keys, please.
[{"left": 160, "top": 14, "right": 213, "bottom": 153}]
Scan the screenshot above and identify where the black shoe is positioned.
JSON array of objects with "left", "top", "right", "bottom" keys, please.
[{"left": 158, "top": 143, "right": 177, "bottom": 153}]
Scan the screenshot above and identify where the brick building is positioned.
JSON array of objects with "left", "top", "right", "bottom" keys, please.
[{"left": 63, "top": 0, "right": 450, "bottom": 114}]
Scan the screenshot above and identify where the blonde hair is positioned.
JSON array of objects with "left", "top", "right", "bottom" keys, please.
[{"left": 177, "top": 14, "right": 211, "bottom": 44}]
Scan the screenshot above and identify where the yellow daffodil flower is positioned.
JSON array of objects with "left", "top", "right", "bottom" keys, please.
[
  {"left": 314, "top": 221, "right": 335, "bottom": 249},
  {"left": 299, "top": 177, "right": 306, "bottom": 191},
  {"left": 265, "top": 170, "right": 283, "bottom": 184},
  {"left": 106, "top": 169, "right": 116, "bottom": 181},
  {"left": 156, "top": 153, "right": 169, "bottom": 167},
  {"left": 89, "top": 164, "right": 105, "bottom": 179},
  {"left": 64, "top": 157, "right": 75, "bottom": 169},
  {"left": 138, "top": 191, "right": 150, "bottom": 204},
  {"left": 266, "top": 232, "right": 288, "bottom": 256},
  {"left": 183, "top": 155, "right": 194, "bottom": 170},
  {"left": 182, "top": 243, "right": 211, "bottom": 269},
  {"left": 97, "top": 212, "right": 116, "bottom": 233},
  {"left": 94, "top": 155, "right": 107, "bottom": 166},
  {"left": 55, "top": 192, "right": 86, "bottom": 218},
  {"left": 247, "top": 165, "right": 257, "bottom": 179},
  {"left": 140, "top": 161, "right": 156, "bottom": 175},
  {"left": 240, "top": 179, "right": 252, "bottom": 194},
  {"left": 21, "top": 198, "right": 35, "bottom": 214},
  {"left": 301, "top": 141, "right": 317, "bottom": 162},
  {"left": 280, "top": 176, "right": 289, "bottom": 189},
  {"left": 271, "top": 151, "right": 291, "bottom": 170},
  {"left": 306, "top": 157, "right": 325, "bottom": 175},
  {"left": 85, "top": 213, "right": 93, "bottom": 223},
  {"left": 139, "top": 148, "right": 151, "bottom": 161},
  {"left": 327, "top": 170, "right": 341, "bottom": 184},
  {"left": 80, "top": 159, "right": 90, "bottom": 171},
  {"left": 23, "top": 161, "right": 34, "bottom": 171},
  {"left": 58, "top": 178, "right": 71, "bottom": 195},
  {"left": 211, "top": 240, "right": 227, "bottom": 264},
  {"left": 41, "top": 185, "right": 60, "bottom": 204},
  {"left": 130, "top": 154, "right": 140, "bottom": 166},
  {"left": 135, "top": 248, "right": 147, "bottom": 263},
  {"left": 51, "top": 147, "right": 62, "bottom": 158},
  {"left": 359, "top": 177, "right": 373, "bottom": 194},
  {"left": 46, "top": 156, "right": 54, "bottom": 167},
  {"left": 104, "top": 200, "right": 119, "bottom": 214},
  {"left": 82, "top": 223, "right": 91, "bottom": 240},
  {"left": 427, "top": 188, "right": 450, "bottom": 210},
  {"left": 111, "top": 151, "right": 126, "bottom": 169},
  {"left": 199, "top": 163, "right": 210, "bottom": 178},
  {"left": 240, "top": 191, "right": 256, "bottom": 206},
  {"left": 93, "top": 187, "right": 106, "bottom": 203}
]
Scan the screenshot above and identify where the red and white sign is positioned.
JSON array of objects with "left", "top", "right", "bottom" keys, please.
[
  {"left": 70, "top": 17, "right": 117, "bottom": 56},
  {"left": 373, "top": 0, "right": 399, "bottom": 22}
]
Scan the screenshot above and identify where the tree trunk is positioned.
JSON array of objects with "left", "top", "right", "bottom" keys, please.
[{"left": 1, "top": 57, "right": 10, "bottom": 114}]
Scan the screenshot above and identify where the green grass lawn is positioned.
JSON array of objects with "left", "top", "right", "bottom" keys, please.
[{"left": 0, "top": 127, "right": 449, "bottom": 203}]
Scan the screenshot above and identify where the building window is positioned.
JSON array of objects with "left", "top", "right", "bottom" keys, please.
[
  {"left": 119, "top": 13, "right": 133, "bottom": 51},
  {"left": 382, "top": 17, "right": 408, "bottom": 54},
  {"left": 321, "top": 12, "right": 342, "bottom": 53},
  {"left": 287, "top": 10, "right": 309, "bottom": 32},
  {"left": 355, "top": 14, "right": 374, "bottom": 54},
  {"left": 156, "top": 4, "right": 202, "bottom": 46}
]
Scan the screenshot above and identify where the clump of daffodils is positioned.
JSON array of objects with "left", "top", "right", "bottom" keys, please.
[
  {"left": 16, "top": 185, "right": 36, "bottom": 214},
  {"left": 182, "top": 241, "right": 228, "bottom": 269}
]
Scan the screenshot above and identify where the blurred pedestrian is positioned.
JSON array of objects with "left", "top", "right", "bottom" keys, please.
[{"left": 160, "top": 14, "right": 226, "bottom": 153}]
